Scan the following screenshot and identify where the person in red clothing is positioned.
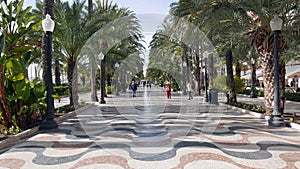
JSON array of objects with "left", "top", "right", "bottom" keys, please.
[{"left": 166, "top": 81, "right": 171, "bottom": 99}]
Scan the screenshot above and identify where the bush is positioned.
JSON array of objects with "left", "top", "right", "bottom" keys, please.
[
  {"left": 239, "top": 88, "right": 264, "bottom": 97},
  {"left": 106, "top": 85, "right": 114, "bottom": 94},
  {"left": 78, "top": 86, "right": 91, "bottom": 93},
  {"left": 213, "top": 75, "right": 245, "bottom": 93},
  {"left": 228, "top": 102, "right": 266, "bottom": 113},
  {"left": 213, "top": 76, "right": 228, "bottom": 92},
  {"left": 284, "top": 92, "right": 300, "bottom": 102},
  {"left": 239, "top": 89, "right": 251, "bottom": 95},
  {"left": 55, "top": 105, "right": 75, "bottom": 114},
  {"left": 53, "top": 85, "right": 69, "bottom": 96}
]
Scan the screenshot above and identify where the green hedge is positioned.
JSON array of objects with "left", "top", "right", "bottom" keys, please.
[
  {"left": 284, "top": 92, "right": 300, "bottom": 102},
  {"left": 239, "top": 89, "right": 300, "bottom": 102},
  {"left": 230, "top": 102, "right": 266, "bottom": 113},
  {"left": 53, "top": 86, "right": 69, "bottom": 96},
  {"left": 213, "top": 75, "right": 245, "bottom": 94}
]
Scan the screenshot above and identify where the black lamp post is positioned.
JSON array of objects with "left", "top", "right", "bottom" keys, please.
[
  {"left": 204, "top": 51, "right": 209, "bottom": 102},
  {"left": 115, "top": 62, "right": 119, "bottom": 96},
  {"left": 250, "top": 57, "right": 257, "bottom": 98},
  {"left": 269, "top": 14, "right": 285, "bottom": 127},
  {"left": 40, "top": 14, "right": 58, "bottom": 130},
  {"left": 182, "top": 61, "right": 187, "bottom": 95},
  {"left": 99, "top": 52, "right": 106, "bottom": 104}
]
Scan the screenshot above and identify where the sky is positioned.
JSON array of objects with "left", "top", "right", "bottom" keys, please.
[
  {"left": 21, "top": 0, "right": 177, "bottom": 46},
  {"left": 21, "top": 0, "right": 177, "bottom": 74},
  {"left": 22, "top": 0, "right": 176, "bottom": 33}
]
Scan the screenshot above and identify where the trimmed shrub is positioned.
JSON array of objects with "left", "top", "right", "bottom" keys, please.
[{"left": 284, "top": 92, "right": 300, "bottom": 102}]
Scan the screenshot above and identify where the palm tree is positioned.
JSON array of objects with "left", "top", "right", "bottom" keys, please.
[
  {"left": 85, "top": 0, "right": 144, "bottom": 99},
  {"left": 237, "top": 0, "right": 300, "bottom": 115},
  {"left": 54, "top": 0, "right": 88, "bottom": 106},
  {"left": 87, "top": 0, "right": 98, "bottom": 101}
]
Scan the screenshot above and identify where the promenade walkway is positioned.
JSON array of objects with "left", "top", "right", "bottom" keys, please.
[{"left": 0, "top": 87, "right": 300, "bottom": 168}]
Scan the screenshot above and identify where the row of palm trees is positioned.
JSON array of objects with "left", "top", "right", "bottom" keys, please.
[
  {"left": 148, "top": 0, "right": 300, "bottom": 115},
  {"left": 0, "top": 0, "right": 144, "bottom": 130}
]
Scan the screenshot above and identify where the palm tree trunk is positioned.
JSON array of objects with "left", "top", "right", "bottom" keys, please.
[
  {"left": 90, "top": 57, "right": 98, "bottom": 101},
  {"left": 235, "top": 61, "right": 241, "bottom": 78},
  {"left": 259, "top": 51, "right": 286, "bottom": 116},
  {"left": 55, "top": 59, "right": 61, "bottom": 86},
  {"left": 88, "top": 0, "right": 98, "bottom": 101},
  {"left": 225, "top": 50, "right": 237, "bottom": 104},
  {"left": 194, "top": 46, "right": 201, "bottom": 96},
  {"left": 0, "top": 65, "right": 12, "bottom": 128},
  {"left": 68, "top": 59, "right": 78, "bottom": 106}
]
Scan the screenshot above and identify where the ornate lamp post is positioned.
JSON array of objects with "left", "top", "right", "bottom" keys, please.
[
  {"left": 203, "top": 51, "right": 209, "bottom": 102},
  {"left": 182, "top": 61, "right": 187, "bottom": 95},
  {"left": 269, "top": 14, "right": 285, "bottom": 127},
  {"left": 99, "top": 52, "right": 106, "bottom": 104},
  {"left": 250, "top": 56, "right": 257, "bottom": 98},
  {"left": 40, "top": 14, "right": 58, "bottom": 130},
  {"left": 115, "top": 62, "right": 119, "bottom": 96}
]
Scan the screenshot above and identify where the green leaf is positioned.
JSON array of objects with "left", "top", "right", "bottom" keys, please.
[
  {"left": 9, "top": 73, "right": 25, "bottom": 82},
  {"left": 6, "top": 95, "right": 18, "bottom": 102},
  {"left": 22, "top": 85, "right": 30, "bottom": 102}
]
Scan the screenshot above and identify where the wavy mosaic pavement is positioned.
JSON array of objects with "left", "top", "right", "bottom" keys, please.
[{"left": 0, "top": 89, "right": 300, "bottom": 169}]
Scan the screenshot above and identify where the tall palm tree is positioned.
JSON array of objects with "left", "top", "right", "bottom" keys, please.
[
  {"left": 237, "top": 0, "right": 300, "bottom": 115},
  {"left": 54, "top": 0, "right": 88, "bottom": 106},
  {"left": 86, "top": 0, "right": 144, "bottom": 98},
  {"left": 87, "top": 0, "right": 99, "bottom": 101}
]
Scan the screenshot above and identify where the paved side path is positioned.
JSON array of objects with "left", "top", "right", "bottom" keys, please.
[
  {"left": 0, "top": 88, "right": 300, "bottom": 169},
  {"left": 235, "top": 94, "right": 300, "bottom": 115}
]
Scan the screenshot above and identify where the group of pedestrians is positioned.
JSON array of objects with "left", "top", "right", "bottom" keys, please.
[
  {"left": 129, "top": 80, "right": 193, "bottom": 100},
  {"left": 164, "top": 81, "right": 193, "bottom": 100}
]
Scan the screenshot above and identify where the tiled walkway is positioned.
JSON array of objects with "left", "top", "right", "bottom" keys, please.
[{"left": 0, "top": 88, "right": 300, "bottom": 169}]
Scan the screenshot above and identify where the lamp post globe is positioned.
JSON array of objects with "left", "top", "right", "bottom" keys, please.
[
  {"left": 268, "top": 14, "right": 285, "bottom": 127},
  {"left": 40, "top": 14, "right": 58, "bottom": 130}
]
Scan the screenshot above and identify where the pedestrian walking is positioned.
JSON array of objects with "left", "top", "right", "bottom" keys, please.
[
  {"left": 166, "top": 81, "right": 171, "bottom": 99},
  {"left": 187, "top": 82, "right": 193, "bottom": 100},
  {"left": 130, "top": 81, "right": 137, "bottom": 97}
]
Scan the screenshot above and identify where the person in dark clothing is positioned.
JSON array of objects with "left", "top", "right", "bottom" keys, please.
[{"left": 130, "top": 81, "right": 137, "bottom": 97}]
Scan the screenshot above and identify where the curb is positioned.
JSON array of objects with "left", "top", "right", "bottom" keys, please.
[
  {"left": 219, "top": 102, "right": 300, "bottom": 130},
  {"left": 0, "top": 103, "right": 94, "bottom": 152}
]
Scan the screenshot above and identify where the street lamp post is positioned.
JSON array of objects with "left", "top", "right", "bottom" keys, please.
[
  {"left": 182, "top": 61, "right": 187, "bottom": 95},
  {"left": 115, "top": 62, "right": 119, "bottom": 96},
  {"left": 99, "top": 52, "right": 106, "bottom": 104},
  {"left": 250, "top": 57, "right": 257, "bottom": 98},
  {"left": 269, "top": 14, "right": 285, "bottom": 127},
  {"left": 203, "top": 52, "right": 209, "bottom": 102},
  {"left": 40, "top": 14, "right": 58, "bottom": 130},
  {"left": 203, "top": 58, "right": 209, "bottom": 102}
]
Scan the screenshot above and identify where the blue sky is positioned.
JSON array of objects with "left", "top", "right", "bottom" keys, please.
[
  {"left": 22, "top": 0, "right": 177, "bottom": 32},
  {"left": 23, "top": 0, "right": 175, "bottom": 14},
  {"left": 21, "top": 0, "right": 177, "bottom": 69}
]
